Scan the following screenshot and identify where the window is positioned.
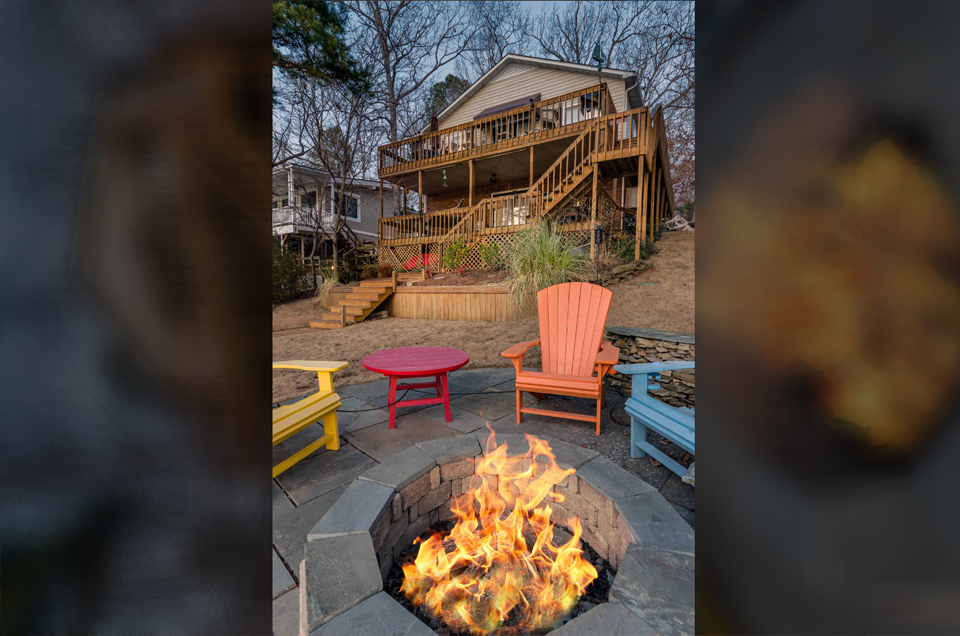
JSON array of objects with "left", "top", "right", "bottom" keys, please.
[
  {"left": 329, "top": 187, "right": 360, "bottom": 221},
  {"left": 301, "top": 191, "right": 317, "bottom": 210}
]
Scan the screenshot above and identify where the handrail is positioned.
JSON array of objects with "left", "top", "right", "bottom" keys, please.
[{"left": 378, "top": 83, "right": 613, "bottom": 176}]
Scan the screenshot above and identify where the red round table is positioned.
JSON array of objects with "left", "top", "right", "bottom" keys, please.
[{"left": 362, "top": 346, "right": 469, "bottom": 429}]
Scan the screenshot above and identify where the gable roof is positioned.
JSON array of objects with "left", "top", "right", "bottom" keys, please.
[{"left": 425, "top": 54, "right": 642, "bottom": 132}]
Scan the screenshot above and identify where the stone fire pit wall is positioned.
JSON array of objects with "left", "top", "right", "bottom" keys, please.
[{"left": 300, "top": 433, "right": 695, "bottom": 636}]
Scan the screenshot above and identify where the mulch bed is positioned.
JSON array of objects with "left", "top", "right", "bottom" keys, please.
[
  {"left": 410, "top": 269, "right": 509, "bottom": 287},
  {"left": 385, "top": 518, "right": 615, "bottom": 636}
]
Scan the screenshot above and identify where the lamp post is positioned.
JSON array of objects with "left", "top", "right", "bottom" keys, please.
[{"left": 592, "top": 42, "right": 606, "bottom": 285}]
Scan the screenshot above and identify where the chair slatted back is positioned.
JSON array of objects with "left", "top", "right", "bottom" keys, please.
[{"left": 537, "top": 282, "right": 612, "bottom": 378}]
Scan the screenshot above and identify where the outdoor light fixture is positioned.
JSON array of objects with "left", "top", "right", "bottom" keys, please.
[
  {"left": 592, "top": 42, "right": 605, "bottom": 114},
  {"left": 490, "top": 173, "right": 500, "bottom": 186},
  {"left": 442, "top": 169, "right": 448, "bottom": 187}
]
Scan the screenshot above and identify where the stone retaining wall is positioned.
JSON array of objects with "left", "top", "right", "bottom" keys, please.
[{"left": 606, "top": 327, "right": 695, "bottom": 410}]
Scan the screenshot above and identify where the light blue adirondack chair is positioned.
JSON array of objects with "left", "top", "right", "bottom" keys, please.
[{"left": 614, "top": 361, "right": 695, "bottom": 482}]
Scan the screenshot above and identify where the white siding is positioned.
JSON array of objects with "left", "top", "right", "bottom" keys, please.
[{"left": 441, "top": 64, "right": 628, "bottom": 129}]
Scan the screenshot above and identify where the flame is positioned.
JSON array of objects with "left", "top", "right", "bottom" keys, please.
[{"left": 400, "top": 429, "right": 597, "bottom": 635}]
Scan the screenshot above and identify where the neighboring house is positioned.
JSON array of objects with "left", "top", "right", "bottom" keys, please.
[
  {"left": 272, "top": 163, "right": 394, "bottom": 259},
  {"left": 376, "top": 54, "right": 675, "bottom": 271}
]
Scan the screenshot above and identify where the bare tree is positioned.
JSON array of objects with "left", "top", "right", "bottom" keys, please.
[
  {"left": 342, "top": 1, "right": 475, "bottom": 143},
  {"left": 454, "top": 1, "right": 533, "bottom": 82},
  {"left": 531, "top": 1, "right": 653, "bottom": 66}
]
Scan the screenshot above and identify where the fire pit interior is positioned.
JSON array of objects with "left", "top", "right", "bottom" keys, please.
[{"left": 300, "top": 431, "right": 694, "bottom": 636}]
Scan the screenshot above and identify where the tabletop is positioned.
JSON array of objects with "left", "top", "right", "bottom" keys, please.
[{"left": 362, "top": 346, "right": 469, "bottom": 377}]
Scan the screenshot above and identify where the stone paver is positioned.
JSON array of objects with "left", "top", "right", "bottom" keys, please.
[
  {"left": 273, "top": 589, "right": 299, "bottom": 636},
  {"left": 301, "top": 534, "right": 382, "bottom": 633},
  {"left": 310, "top": 592, "right": 434, "bottom": 636},
  {"left": 610, "top": 545, "right": 694, "bottom": 636},
  {"left": 445, "top": 369, "right": 507, "bottom": 395},
  {"left": 615, "top": 492, "right": 695, "bottom": 556},
  {"left": 273, "top": 547, "right": 295, "bottom": 598},
  {"left": 476, "top": 431, "right": 531, "bottom": 456},
  {"left": 339, "top": 378, "right": 389, "bottom": 402},
  {"left": 273, "top": 484, "right": 348, "bottom": 577},
  {"left": 658, "top": 472, "right": 696, "bottom": 511},
  {"left": 551, "top": 601, "right": 661, "bottom": 636},
  {"left": 670, "top": 503, "right": 696, "bottom": 530},
  {"left": 577, "top": 455, "right": 658, "bottom": 501},
  {"left": 347, "top": 413, "right": 459, "bottom": 463},
  {"left": 276, "top": 445, "right": 378, "bottom": 506},
  {"left": 309, "top": 479, "right": 394, "bottom": 539},
  {"left": 452, "top": 387, "right": 536, "bottom": 421},
  {"left": 336, "top": 396, "right": 390, "bottom": 434},
  {"left": 418, "top": 403, "right": 488, "bottom": 433},
  {"left": 415, "top": 434, "right": 482, "bottom": 464},
  {"left": 273, "top": 423, "right": 347, "bottom": 465},
  {"left": 359, "top": 446, "right": 436, "bottom": 491},
  {"left": 273, "top": 479, "right": 295, "bottom": 516}
]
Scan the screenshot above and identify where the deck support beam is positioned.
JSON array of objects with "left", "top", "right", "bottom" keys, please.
[
  {"left": 590, "top": 166, "right": 599, "bottom": 260},
  {"left": 469, "top": 159, "right": 475, "bottom": 207},
  {"left": 529, "top": 147, "right": 534, "bottom": 187},
  {"left": 636, "top": 159, "right": 648, "bottom": 258},
  {"left": 379, "top": 179, "right": 383, "bottom": 220},
  {"left": 418, "top": 170, "right": 423, "bottom": 214}
]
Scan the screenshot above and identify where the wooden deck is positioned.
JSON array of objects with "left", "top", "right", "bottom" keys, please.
[{"left": 377, "top": 91, "right": 676, "bottom": 271}]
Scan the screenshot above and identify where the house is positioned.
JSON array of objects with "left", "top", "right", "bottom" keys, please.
[
  {"left": 272, "top": 163, "right": 395, "bottom": 263},
  {"left": 376, "top": 54, "right": 675, "bottom": 271}
]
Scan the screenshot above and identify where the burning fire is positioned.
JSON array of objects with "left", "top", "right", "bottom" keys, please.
[{"left": 400, "top": 430, "right": 597, "bottom": 635}]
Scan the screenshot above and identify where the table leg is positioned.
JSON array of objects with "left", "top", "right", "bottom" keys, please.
[
  {"left": 388, "top": 375, "right": 397, "bottom": 429},
  {"left": 441, "top": 373, "right": 452, "bottom": 422},
  {"left": 434, "top": 374, "right": 442, "bottom": 398}
]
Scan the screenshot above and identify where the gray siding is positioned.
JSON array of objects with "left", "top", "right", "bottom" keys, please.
[{"left": 441, "top": 64, "right": 628, "bottom": 129}]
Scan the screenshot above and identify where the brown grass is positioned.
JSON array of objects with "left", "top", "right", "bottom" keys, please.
[{"left": 273, "top": 231, "right": 694, "bottom": 402}]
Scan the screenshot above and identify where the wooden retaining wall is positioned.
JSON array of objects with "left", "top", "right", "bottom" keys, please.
[{"left": 325, "top": 286, "right": 532, "bottom": 322}]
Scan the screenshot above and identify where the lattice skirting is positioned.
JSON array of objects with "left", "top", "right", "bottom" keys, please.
[{"left": 378, "top": 226, "right": 622, "bottom": 272}]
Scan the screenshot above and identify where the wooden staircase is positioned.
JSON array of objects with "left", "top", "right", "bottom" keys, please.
[{"left": 308, "top": 273, "right": 423, "bottom": 330}]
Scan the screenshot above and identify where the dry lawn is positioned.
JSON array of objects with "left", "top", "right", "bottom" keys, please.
[{"left": 273, "top": 231, "right": 694, "bottom": 402}]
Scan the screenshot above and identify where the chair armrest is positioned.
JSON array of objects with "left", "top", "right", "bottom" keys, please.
[
  {"left": 614, "top": 361, "right": 694, "bottom": 375},
  {"left": 273, "top": 360, "right": 349, "bottom": 373},
  {"left": 501, "top": 339, "right": 540, "bottom": 359},
  {"left": 596, "top": 341, "right": 620, "bottom": 365}
]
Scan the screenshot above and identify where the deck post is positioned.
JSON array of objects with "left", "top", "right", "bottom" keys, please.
[
  {"left": 529, "top": 147, "right": 534, "bottom": 187},
  {"left": 287, "top": 166, "right": 294, "bottom": 212},
  {"left": 379, "top": 179, "right": 383, "bottom": 220},
  {"left": 392, "top": 270, "right": 398, "bottom": 292},
  {"left": 469, "top": 159, "right": 475, "bottom": 207},
  {"left": 418, "top": 170, "right": 423, "bottom": 214},
  {"left": 340, "top": 304, "right": 347, "bottom": 327},
  {"left": 637, "top": 159, "right": 648, "bottom": 257},
  {"left": 590, "top": 167, "right": 599, "bottom": 260}
]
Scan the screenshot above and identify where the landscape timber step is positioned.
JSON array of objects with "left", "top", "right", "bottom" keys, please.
[
  {"left": 309, "top": 281, "right": 395, "bottom": 330},
  {"left": 340, "top": 296, "right": 387, "bottom": 306},
  {"left": 308, "top": 320, "right": 343, "bottom": 330}
]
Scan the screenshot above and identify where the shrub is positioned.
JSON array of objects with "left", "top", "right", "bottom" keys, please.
[
  {"left": 273, "top": 239, "right": 311, "bottom": 304},
  {"left": 377, "top": 263, "right": 393, "bottom": 278},
  {"left": 443, "top": 236, "right": 469, "bottom": 272},
  {"left": 505, "top": 222, "right": 591, "bottom": 315},
  {"left": 315, "top": 267, "right": 342, "bottom": 308},
  {"left": 479, "top": 242, "right": 504, "bottom": 270},
  {"left": 609, "top": 236, "right": 635, "bottom": 262},
  {"left": 360, "top": 264, "right": 378, "bottom": 280}
]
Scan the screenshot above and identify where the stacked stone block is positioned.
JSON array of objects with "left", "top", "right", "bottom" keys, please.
[{"left": 606, "top": 329, "right": 695, "bottom": 410}]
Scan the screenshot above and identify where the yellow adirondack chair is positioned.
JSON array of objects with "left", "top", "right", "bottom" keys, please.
[
  {"left": 501, "top": 282, "right": 619, "bottom": 435},
  {"left": 272, "top": 360, "right": 348, "bottom": 478}
]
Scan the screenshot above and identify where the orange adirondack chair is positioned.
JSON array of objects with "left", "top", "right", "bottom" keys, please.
[{"left": 501, "top": 282, "right": 619, "bottom": 435}]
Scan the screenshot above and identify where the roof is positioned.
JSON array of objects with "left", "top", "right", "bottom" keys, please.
[
  {"left": 424, "top": 54, "right": 643, "bottom": 132},
  {"left": 272, "top": 163, "right": 392, "bottom": 189}
]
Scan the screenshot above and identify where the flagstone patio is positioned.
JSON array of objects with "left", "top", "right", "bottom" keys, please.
[{"left": 273, "top": 367, "right": 694, "bottom": 636}]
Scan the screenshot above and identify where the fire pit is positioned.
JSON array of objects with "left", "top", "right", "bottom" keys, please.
[{"left": 299, "top": 431, "right": 694, "bottom": 636}]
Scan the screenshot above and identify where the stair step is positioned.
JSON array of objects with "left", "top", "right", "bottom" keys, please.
[
  {"left": 321, "top": 312, "right": 361, "bottom": 323},
  {"left": 348, "top": 292, "right": 387, "bottom": 301},
  {"left": 339, "top": 298, "right": 377, "bottom": 307},
  {"left": 359, "top": 279, "right": 392, "bottom": 287},
  {"left": 309, "top": 321, "right": 343, "bottom": 330}
]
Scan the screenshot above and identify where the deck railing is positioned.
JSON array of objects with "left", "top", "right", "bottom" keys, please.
[
  {"left": 378, "top": 105, "right": 658, "bottom": 248},
  {"left": 272, "top": 206, "right": 337, "bottom": 232},
  {"left": 378, "top": 84, "right": 613, "bottom": 176}
]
